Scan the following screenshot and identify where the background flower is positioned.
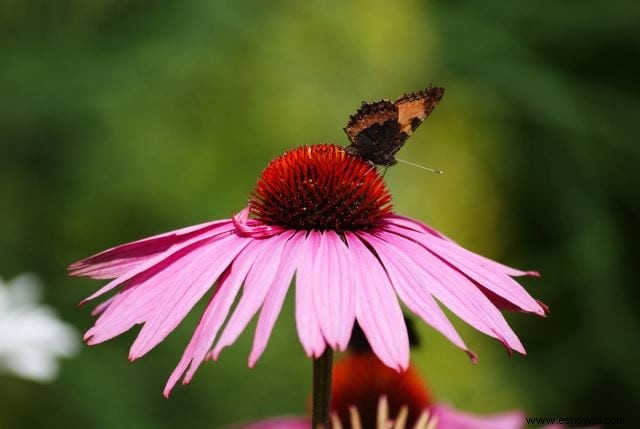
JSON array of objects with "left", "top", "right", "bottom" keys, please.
[
  {"left": 0, "top": 274, "right": 79, "bottom": 382},
  {"left": 241, "top": 352, "right": 594, "bottom": 429}
]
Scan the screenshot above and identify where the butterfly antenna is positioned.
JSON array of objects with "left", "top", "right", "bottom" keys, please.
[
  {"left": 381, "top": 166, "right": 389, "bottom": 177},
  {"left": 396, "top": 158, "right": 443, "bottom": 174}
]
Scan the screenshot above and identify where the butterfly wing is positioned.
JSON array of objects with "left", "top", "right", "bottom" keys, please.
[
  {"left": 394, "top": 85, "right": 444, "bottom": 139},
  {"left": 343, "top": 100, "right": 401, "bottom": 166},
  {"left": 343, "top": 85, "right": 444, "bottom": 166}
]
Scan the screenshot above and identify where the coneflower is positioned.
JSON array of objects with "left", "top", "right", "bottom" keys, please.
[{"left": 69, "top": 88, "right": 546, "bottom": 427}]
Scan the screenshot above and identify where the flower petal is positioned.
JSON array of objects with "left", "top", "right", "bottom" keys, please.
[
  {"left": 128, "top": 233, "right": 252, "bottom": 360},
  {"left": 385, "top": 223, "right": 544, "bottom": 315},
  {"left": 386, "top": 215, "right": 538, "bottom": 277},
  {"left": 362, "top": 232, "right": 476, "bottom": 362},
  {"left": 431, "top": 404, "right": 525, "bottom": 429},
  {"left": 211, "top": 231, "right": 294, "bottom": 359},
  {"left": 377, "top": 231, "right": 525, "bottom": 355},
  {"left": 90, "top": 296, "right": 114, "bottom": 317},
  {"left": 386, "top": 214, "right": 451, "bottom": 240},
  {"left": 346, "top": 232, "right": 409, "bottom": 371},
  {"left": 248, "top": 232, "right": 304, "bottom": 366},
  {"left": 85, "top": 237, "right": 237, "bottom": 346},
  {"left": 312, "top": 231, "right": 356, "bottom": 351},
  {"left": 68, "top": 219, "right": 233, "bottom": 279},
  {"left": 295, "top": 231, "right": 326, "bottom": 357},
  {"left": 79, "top": 223, "right": 236, "bottom": 304},
  {"left": 163, "top": 240, "right": 262, "bottom": 396}
]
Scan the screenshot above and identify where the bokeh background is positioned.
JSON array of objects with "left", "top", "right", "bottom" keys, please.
[{"left": 1, "top": 1, "right": 638, "bottom": 428}]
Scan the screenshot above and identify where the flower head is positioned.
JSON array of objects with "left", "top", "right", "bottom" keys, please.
[
  {"left": 331, "top": 353, "right": 434, "bottom": 428},
  {"left": 243, "top": 353, "right": 584, "bottom": 429},
  {"left": 250, "top": 144, "right": 392, "bottom": 232},
  {"left": 242, "top": 353, "right": 525, "bottom": 429},
  {"left": 69, "top": 144, "right": 546, "bottom": 396},
  {"left": 242, "top": 396, "right": 441, "bottom": 429}
]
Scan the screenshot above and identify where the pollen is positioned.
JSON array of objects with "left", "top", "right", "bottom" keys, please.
[{"left": 250, "top": 144, "right": 393, "bottom": 232}]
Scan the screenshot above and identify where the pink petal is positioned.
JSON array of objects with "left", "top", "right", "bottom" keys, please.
[
  {"left": 68, "top": 219, "right": 233, "bottom": 279},
  {"left": 311, "top": 231, "right": 356, "bottom": 351},
  {"left": 232, "top": 209, "right": 287, "bottom": 238},
  {"left": 294, "top": 231, "right": 327, "bottom": 357},
  {"left": 346, "top": 232, "right": 409, "bottom": 371},
  {"left": 378, "top": 231, "right": 525, "bottom": 355},
  {"left": 385, "top": 223, "right": 544, "bottom": 315},
  {"left": 163, "top": 240, "right": 263, "bottom": 396},
  {"left": 90, "top": 296, "right": 114, "bottom": 317},
  {"left": 128, "top": 233, "right": 252, "bottom": 359},
  {"left": 248, "top": 232, "right": 305, "bottom": 366},
  {"left": 386, "top": 215, "right": 538, "bottom": 277},
  {"left": 386, "top": 214, "right": 451, "bottom": 240},
  {"left": 479, "top": 287, "right": 550, "bottom": 316},
  {"left": 211, "top": 231, "right": 294, "bottom": 359},
  {"left": 85, "top": 237, "right": 231, "bottom": 345},
  {"left": 432, "top": 404, "right": 525, "bottom": 429},
  {"left": 80, "top": 223, "right": 236, "bottom": 304},
  {"left": 362, "top": 232, "right": 476, "bottom": 362}
]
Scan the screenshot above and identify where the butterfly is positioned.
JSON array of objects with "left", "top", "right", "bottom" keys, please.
[{"left": 343, "top": 84, "right": 444, "bottom": 166}]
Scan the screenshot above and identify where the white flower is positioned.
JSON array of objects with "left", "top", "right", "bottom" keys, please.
[{"left": 0, "top": 274, "right": 79, "bottom": 382}]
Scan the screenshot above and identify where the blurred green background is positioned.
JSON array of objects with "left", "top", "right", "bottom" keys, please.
[{"left": 1, "top": 1, "right": 638, "bottom": 428}]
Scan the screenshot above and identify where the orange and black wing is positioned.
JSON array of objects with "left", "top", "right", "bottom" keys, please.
[
  {"left": 343, "top": 85, "right": 444, "bottom": 166},
  {"left": 344, "top": 99, "right": 400, "bottom": 166},
  {"left": 395, "top": 85, "right": 444, "bottom": 139}
]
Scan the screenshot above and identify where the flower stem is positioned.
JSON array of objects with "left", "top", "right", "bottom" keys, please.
[{"left": 312, "top": 348, "right": 333, "bottom": 428}]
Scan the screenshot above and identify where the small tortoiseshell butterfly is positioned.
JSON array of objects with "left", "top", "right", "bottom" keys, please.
[{"left": 344, "top": 84, "right": 444, "bottom": 166}]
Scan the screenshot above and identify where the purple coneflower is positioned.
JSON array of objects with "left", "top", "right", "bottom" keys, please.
[
  {"left": 69, "top": 144, "right": 545, "bottom": 399},
  {"left": 241, "top": 353, "right": 583, "bottom": 429}
]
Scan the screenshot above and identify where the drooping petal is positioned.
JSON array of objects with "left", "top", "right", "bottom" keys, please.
[
  {"left": 163, "top": 240, "right": 263, "bottom": 396},
  {"left": 378, "top": 231, "right": 525, "bottom": 354},
  {"left": 79, "top": 223, "right": 236, "bottom": 304},
  {"left": 385, "top": 223, "right": 544, "bottom": 315},
  {"left": 295, "top": 231, "right": 326, "bottom": 357},
  {"left": 232, "top": 208, "right": 287, "bottom": 238},
  {"left": 90, "top": 296, "right": 114, "bottom": 317},
  {"left": 312, "top": 231, "right": 356, "bottom": 351},
  {"left": 128, "top": 233, "right": 252, "bottom": 360},
  {"left": 346, "top": 232, "right": 409, "bottom": 371},
  {"left": 361, "top": 232, "right": 475, "bottom": 362},
  {"left": 211, "top": 231, "right": 293, "bottom": 359},
  {"left": 249, "top": 231, "right": 305, "bottom": 366},
  {"left": 385, "top": 215, "right": 538, "bottom": 277},
  {"left": 68, "top": 219, "right": 234, "bottom": 279},
  {"left": 478, "top": 286, "right": 549, "bottom": 316},
  {"left": 85, "top": 237, "right": 236, "bottom": 346},
  {"left": 431, "top": 404, "right": 525, "bottom": 429},
  {"left": 85, "top": 232, "right": 247, "bottom": 349},
  {"left": 385, "top": 214, "right": 451, "bottom": 241},
  {"left": 330, "top": 232, "right": 358, "bottom": 350}
]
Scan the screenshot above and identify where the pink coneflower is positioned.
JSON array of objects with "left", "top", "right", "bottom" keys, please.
[
  {"left": 69, "top": 144, "right": 545, "bottom": 398},
  {"left": 241, "top": 354, "right": 582, "bottom": 429},
  {"left": 241, "top": 353, "right": 525, "bottom": 429}
]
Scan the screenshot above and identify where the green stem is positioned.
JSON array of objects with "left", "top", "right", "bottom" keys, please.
[{"left": 312, "top": 348, "right": 333, "bottom": 429}]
